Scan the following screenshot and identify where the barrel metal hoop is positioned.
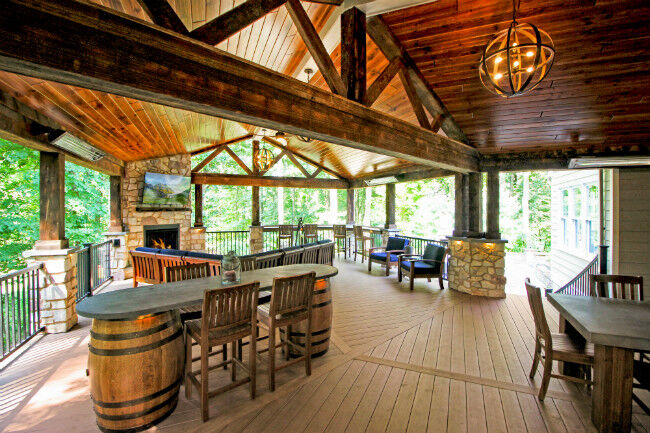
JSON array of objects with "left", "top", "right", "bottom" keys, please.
[
  {"left": 284, "top": 336, "right": 330, "bottom": 348},
  {"left": 313, "top": 287, "right": 330, "bottom": 295},
  {"left": 95, "top": 390, "right": 179, "bottom": 421},
  {"left": 90, "top": 319, "right": 176, "bottom": 341},
  {"left": 280, "top": 327, "right": 331, "bottom": 338},
  {"left": 89, "top": 327, "right": 182, "bottom": 356},
  {"left": 92, "top": 376, "right": 183, "bottom": 408},
  {"left": 313, "top": 299, "right": 332, "bottom": 309},
  {"left": 100, "top": 312, "right": 168, "bottom": 322}
]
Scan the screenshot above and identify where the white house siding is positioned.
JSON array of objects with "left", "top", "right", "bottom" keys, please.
[
  {"left": 549, "top": 169, "right": 601, "bottom": 290},
  {"left": 612, "top": 167, "right": 650, "bottom": 299}
]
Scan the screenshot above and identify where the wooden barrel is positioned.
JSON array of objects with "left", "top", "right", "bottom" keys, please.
[
  {"left": 87, "top": 311, "right": 184, "bottom": 433},
  {"left": 282, "top": 278, "right": 333, "bottom": 358}
]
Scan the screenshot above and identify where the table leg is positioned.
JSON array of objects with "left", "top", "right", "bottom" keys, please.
[
  {"left": 592, "top": 344, "right": 634, "bottom": 433},
  {"left": 559, "top": 315, "right": 587, "bottom": 377}
]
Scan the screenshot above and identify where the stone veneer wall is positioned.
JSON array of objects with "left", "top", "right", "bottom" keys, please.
[
  {"left": 448, "top": 238, "right": 507, "bottom": 298},
  {"left": 122, "top": 155, "right": 204, "bottom": 254}
]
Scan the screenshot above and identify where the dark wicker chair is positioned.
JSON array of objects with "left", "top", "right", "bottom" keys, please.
[
  {"left": 368, "top": 236, "right": 409, "bottom": 276},
  {"left": 397, "top": 243, "right": 448, "bottom": 291}
]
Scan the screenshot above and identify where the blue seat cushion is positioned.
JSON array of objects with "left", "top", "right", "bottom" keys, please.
[
  {"left": 282, "top": 245, "right": 303, "bottom": 252},
  {"left": 184, "top": 251, "right": 223, "bottom": 260},
  {"left": 317, "top": 239, "right": 331, "bottom": 244},
  {"left": 135, "top": 247, "right": 161, "bottom": 254},
  {"left": 386, "top": 236, "right": 408, "bottom": 251},
  {"left": 400, "top": 260, "right": 439, "bottom": 275},
  {"left": 369, "top": 252, "right": 400, "bottom": 262}
]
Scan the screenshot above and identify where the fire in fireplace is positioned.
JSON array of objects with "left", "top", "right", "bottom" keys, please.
[{"left": 143, "top": 224, "right": 180, "bottom": 250}]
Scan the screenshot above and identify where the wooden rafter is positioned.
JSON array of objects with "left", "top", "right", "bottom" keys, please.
[
  {"left": 0, "top": 0, "right": 478, "bottom": 172},
  {"left": 285, "top": 151, "right": 311, "bottom": 178},
  {"left": 399, "top": 67, "right": 430, "bottom": 130},
  {"left": 262, "top": 136, "right": 346, "bottom": 180},
  {"left": 366, "top": 16, "right": 467, "bottom": 142},
  {"left": 309, "top": 167, "right": 322, "bottom": 178},
  {"left": 340, "top": 7, "right": 366, "bottom": 102},
  {"left": 259, "top": 149, "right": 286, "bottom": 175},
  {"left": 190, "top": 0, "right": 287, "bottom": 46},
  {"left": 189, "top": 134, "right": 254, "bottom": 156},
  {"left": 365, "top": 57, "right": 401, "bottom": 107},
  {"left": 223, "top": 146, "right": 253, "bottom": 175},
  {"left": 135, "top": 0, "right": 188, "bottom": 34},
  {"left": 285, "top": 0, "right": 347, "bottom": 96},
  {"left": 192, "top": 173, "right": 349, "bottom": 188},
  {"left": 191, "top": 146, "right": 225, "bottom": 173}
]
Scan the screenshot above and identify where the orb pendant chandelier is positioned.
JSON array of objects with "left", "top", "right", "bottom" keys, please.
[
  {"left": 479, "top": 1, "right": 555, "bottom": 97},
  {"left": 254, "top": 146, "right": 274, "bottom": 171}
]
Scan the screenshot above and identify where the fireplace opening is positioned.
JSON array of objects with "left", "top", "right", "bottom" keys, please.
[{"left": 144, "top": 224, "right": 180, "bottom": 250}]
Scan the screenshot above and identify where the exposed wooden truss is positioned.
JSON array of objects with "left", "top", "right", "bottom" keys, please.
[
  {"left": 365, "top": 57, "right": 401, "bottom": 107},
  {"left": 261, "top": 136, "right": 345, "bottom": 180},
  {"left": 190, "top": 134, "right": 254, "bottom": 156},
  {"left": 0, "top": 0, "right": 479, "bottom": 172},
  {"left": 192, "top": 173, "right": 349, "bottom": 188},
  {"left": 135, "top": 0, "right": 188, "bottom": 34}
]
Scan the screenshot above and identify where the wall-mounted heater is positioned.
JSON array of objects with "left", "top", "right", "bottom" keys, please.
[{"left": 49, "top": 131, "right": 106, "bottom": 161}]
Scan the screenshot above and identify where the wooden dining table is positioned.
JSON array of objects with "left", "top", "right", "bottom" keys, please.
[{"left": 547, "top": 293, "right": 650, "bottom": 433}]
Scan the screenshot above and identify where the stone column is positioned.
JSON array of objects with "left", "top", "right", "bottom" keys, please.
[
  {"left": 486, "top": 170, "right": 501, "bottom": 239},
  {"left": 103, "top": 232, "right": 129, "bottom": 280},
  {"left": 249, "top": 225, "right": 263, "bottom": 254},
  {"left": 385, "top": 183, "right": 396, "bottom": 229},
  {"left": 189, "top": 227, "right": 206, "bottom": 252},
  {"left": 346, "top": 188, "right": 355, "bottom": 225},
  {"left": 467, "top": 172, "right": 482, "bottom": 236}
]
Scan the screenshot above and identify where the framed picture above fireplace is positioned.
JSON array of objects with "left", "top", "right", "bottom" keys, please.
[{"left": 140, "top": 172, "right": 191, "bottom": 211}]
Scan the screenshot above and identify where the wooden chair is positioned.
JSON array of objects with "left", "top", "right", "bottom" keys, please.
[
  {"left": 257, "top": 272, "right": 316, "bottom": 391},
  {"left": 317, "top": 242, "right": 334, "bottom": 265},
  {"left": 525, "top": 278, "right": 594, "bottom": 400},
  {"left": 303, "top": 224, "right": 318, "bottom": 243},
  {"left": 368, "top": 236, "right": 409, "bottom": 276},
  {"left": 277, "top": 225, "right": 294, "bottom": 249},
  {"left": 398, "top": 243, "right": 448, "bottom": 291},
  {"left": 240, "top": 255, "right": 257, "bottom": 272},
  {"left": 256, "top": 252, "right": 283, "bottom": 269},
  {"left": 185, "top": 281, "right": 260, "bottom": 421},
  {"left": 164, "top": 262, "right": 212, "bottom": 321},
  {"left": 332, "top": 224, "right": 349, "bottom": 259},
  {"left": 282, "top": 248, "right": 303, "bottom": 265},
  {"left": 302, "top": 245, "right": 319, "bottom": 264},
  {"left": 183, "top": 256, "right": 221, "bottom": 276},
  {"left": 590, "top": 274, "right": 644, "bottom": 300},
  {"left": 130, "top": 251, "right": 162, "bottom": 287},
  {"left": 353, "top": 226, "right": 372, "bottom": 263},
  {"left": 156, "top": 253, "right": 183, "bottom": 272}
]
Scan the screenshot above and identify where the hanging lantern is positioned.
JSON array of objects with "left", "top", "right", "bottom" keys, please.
[
  {"left": 479, "top": 2, "right": 555, "bottom": 97},
  {"left": 254, "top": 145, "right": 274, "bottom": 171}
]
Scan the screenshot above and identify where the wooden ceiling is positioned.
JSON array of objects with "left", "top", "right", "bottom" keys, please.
[{"left": 381, "top": 0, "right": 650, "bottom": 154}]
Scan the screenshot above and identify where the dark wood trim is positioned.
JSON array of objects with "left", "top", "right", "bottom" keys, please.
[
  {"left": 285, "top": 0, "right": 346, "bottom": 96},
  {"left": 349, "top": 166, "right": 451, "bottom": 188},
  {"left": 191, "top": 146, "right": 225, "bottom": 173},
  {"left": 109, "top": 176, "right": 123, "bottom": 232},
  {"left": 189, "top": 0, "right": 287, "bottom": 46},
  {"left": 304, "top": 0, "right": 343, "bottom": 4},
  {"left": 190, "top": 134, "right": 254, "bottom": 156},
  {"left": 340, "top": 7, "right": 366, "bottom": 103},
  {"left": 0, "top": 0, "right": 478, "bottom": 171},
  {"left": 135, "top": 0, "right": 188, "bottom": 34},
  {"left": 39, "top": 151, "right": 66, "bottom": 244},
  {"left": 364, "top": 58, "right": 401, "bottom": 107},
  {"left": 467, "top": 172, "right": 482, "bottom": 236},
  {"left": 346, "top": 188, "right": 354, "bottom": 225},
  {"left": 453, "top": 173, "right": 465, "bottom": 237},
  {"left": 398, "top": 67, "right": 430, "bottom": 129},
  {"left": 262, "top": 137, "right": 346, "bottom": 180},
  {"left": 259, "top": 149, "right": 286, "bottom": 175},
  {"left": 192, "top": 173, "right": 349, "bottom": 188},
  {"left": 486, "top": 170, "right": 500, "bottom": 239},
  {"left": 194, "top": 184, "right": 203, "bottom": 227},
  {"left": 366, "top": 16, "right": 467, "bottom": 143},
  {"left": 224, "top": 146, "right": 253, "bottom": 175},
  {"left": 385, "top": 183, "right": 396, "bottom": 229}
]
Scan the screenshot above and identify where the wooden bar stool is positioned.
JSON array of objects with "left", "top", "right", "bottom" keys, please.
[
  {"left": 303, "top": 224, "right": 318, "bottom": 243},
  {"left": 332, "top": 224, "right": 349, "bottom": 259},
  {"left": 164, "top": 262, "right": 212, "bottom": 321},
  {"left": 257, "top": 272, "right": 316, "bottom": 391},
  {"left": 353, "top": 225, "right": 372, "bottom": 263},
  {"left": 277, "top": 225, "right": 293, "bottom": 249},
  {"left": 184, "top": 281, "right": 260, "bottom": 421}
]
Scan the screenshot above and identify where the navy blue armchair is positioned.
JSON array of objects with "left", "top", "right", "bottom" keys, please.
[
  {"left": 398, "top": 243, "right": 448, "bottom": 291},
  {"left": 368, "top": 236, "right": 409, "bottom": 276}
]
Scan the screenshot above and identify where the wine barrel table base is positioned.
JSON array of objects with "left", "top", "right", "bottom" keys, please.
[
  {"left": 88, "top": 311, "right": 184, "bottom": 433},
  {"left": 281, "top": 278, "right": 333, "bottom": 358}
]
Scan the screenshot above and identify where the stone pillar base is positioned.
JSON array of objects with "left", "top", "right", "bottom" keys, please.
[
  {"left": 104, "top": 231, "right": 128, "bottom": 281},
  {"left": 249, "top": 226, "right": 263, "bottom": 254},
  {"left": 446, "top": 237, "right": 507, "bottom": 298},
  {"left": 381, "top": 228, "right": 400, "bottom": 245},
  {"left": 23, "top": 247, "right": 79, "bottom": 333},
  {"left": 190, "top": 226, "right": 206, "bottom": 252}
]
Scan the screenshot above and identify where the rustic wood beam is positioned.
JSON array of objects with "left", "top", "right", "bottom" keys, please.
[
  {"left": 486, "top": 170, "right": 500, "bottom": 239},
  {"left": 190, "top": 0, "right": 287, "bottom": 46},
  {"left": 259, "top": 149, "right": 285, "bottom": 175},
  {"left": 191, "top": 146, "right": 225, "bottom": 172},
  {"left": 467, "top": 172, "right": 482, "bottom": 236},
  {"left": 135, "top": 0, "right": 188, "bottom": 34},
  {"left": 341, "top": 7, "right": 366, "bottom": 103},
  {"left": 262, "top": 137, "right": 346, "bottom": 180},
  {"left": 399, "top": 67, "right": 430, "bottom": 129},
  {"left": 190, "top": 134, "right": 254, "bottom": 156},
  {"left": 192, "top": 173, "right": 349, "bottom": 188},
  {"left": 366, "top": 16, "right": 467, "bottom": 143},
  {"left": 286, "top": 0, "right": 347, "bottom": 96},
  {"left": 453, "top": 173, "right": 467, "bottom": 237},
  {"left": 365, "top": 57, "right": 401, "bottom": 107},
  {"left": 224, "top": 146, "right": 253, "bottom": 175},
  {"left": 385, "top": 183, "right": 396, "bottom": 229},
  {"left": 309, "top": 167, "right": 322, "bottom": 178},
  {"left": 285, "top": 151, "right": 311, "bottom": 178},
  {"left": 194, "top": 183, "right": 204, "bottom": 227},
  {"left": 350, "top": 166, "right": 452, "bottom": 187},
  {"left": 346, "top": 188, "right": 355, "bottom": 225},
  {"left": 109, "top": 176, "right": 123, "bottom": 232},
  {"left": 305, "top": 0, "right": 343, "bottom": 4},
  {"left": 39, "top": 151, "right": 67, "bottom": 248},
  {"left": 251, "top": 139, "right": 261, "bottom": 225},
  {"left": 0, "top": 0, "right": 478, "bottom": 172}
]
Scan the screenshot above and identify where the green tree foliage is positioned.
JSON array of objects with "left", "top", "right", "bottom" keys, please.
[{"left": 0, "top": 138, "right": 109, "bottom": 273}]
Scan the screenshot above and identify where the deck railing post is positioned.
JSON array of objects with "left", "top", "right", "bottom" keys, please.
[{"left": 599, "top": 245, "right": 609, "bottom": 275}]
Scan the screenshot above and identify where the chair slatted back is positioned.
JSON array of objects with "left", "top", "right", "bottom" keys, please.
[
  {"left": 303, "top": 224, "right": 318, "bottom": 238},
  {"left": 317, "top": 243, "right": 334, "bottom": 265},
  {"left": 353, "top": 225, "right": 365, "bottom": 238},
  {"left": 302, "top": 246, "right": 319, "bottom": 264},
  {"left": 524, "top": 278, "right": 552, "bottom": 345},
  {"left": 240, "top": 256, "right": 257, "bottom": 272},
  {"left": 201, "top": 281, "right": 260, "bottom": 338},
  {"left": 156, "top": 254, "right": 184, "bottom": 271},
  {"left": 332, "top": 225, "right": 347, "bottom": 237},
  {"left": 269, "top": 272, "right": 315, "bottom": 318},
  {"left": 278, "top": 225, "right": 293, "bottom": 237},
  {"left": 164, "top": 262, "right": 211, "bottom": 283},
  {"left": 590, "top": 274, "right": 644, "bottom": 301},
  {"left": 256, "top": 252, "right": 283, "bottom": 269},
  {"left": 183, "top": 256, "right": 221, "bottom": 276},
  {"left": 130, "top": 251, "right": 162, "bottom": 284},
  {"left": 283, "top": 249, "right": 303, "bottom": 265}
]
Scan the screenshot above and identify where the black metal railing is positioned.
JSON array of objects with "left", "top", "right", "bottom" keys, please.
[
  {"left": 206, "top": 230, "right": 250, "bottom": 256},
  {"left": 76, "top": 241, "right": 112, "bottom": 302},
  {"left": 397, "top": 234, "right": 449, "bottom": 280},
  {"left": 1, "top": 264, "right": 44, "bottom": 361},
  {"left": 553, "top": 255, "right": 599, "bottom": 295}
]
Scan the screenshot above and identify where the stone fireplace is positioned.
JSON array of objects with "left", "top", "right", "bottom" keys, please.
[{"left": 144, "top": 224, "right": 180, "bottom": 250}]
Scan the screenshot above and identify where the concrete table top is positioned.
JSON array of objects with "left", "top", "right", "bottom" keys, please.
[
  {"left": 77, "top": 264, "right": 338, "bottom": 320},
  {"left": 547, "top": 293, "right": 650, "bottom": 351}
]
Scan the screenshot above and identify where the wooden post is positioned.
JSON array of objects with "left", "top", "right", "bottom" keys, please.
[
  {"left": 251, "top": 140, "right": 260, "bottom": 226},
  {"left": 453, "top": 173, "right": 467, "bottom": 236},
  {"left": 385, "top": 183, "right": 396, "bottom": 229},
  {"left": 467, "top": 172, "right": 482, "bottom": 236},
  {"left": 38, "top": 151, "right": 67, "bottom": 249},
  {"left": 109, "top": 175, "right": 123, "bottom": 232},
  {"left": 346, "top": 188, "right": 355, "bottom": 225},
  {"left": 486, "top": 170, "right": 500, "bottom": 239},
  {"left": 341, "top": 7, "right": 366, "bottom": 103},
  {"left": 194, "top": 183, "right": 203, "bottom": 227}
]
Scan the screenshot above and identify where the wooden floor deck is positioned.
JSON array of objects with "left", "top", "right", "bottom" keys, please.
[{"left": 1, "top": 258, "right": 649, "bottom": 433}]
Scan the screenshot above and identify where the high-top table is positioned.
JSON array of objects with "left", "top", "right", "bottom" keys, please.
[
  {"left": 77, "top": 264, "right": 338, "bottom": 433},
  {"left": 547, "top": 293, "right": 650, "bottom": 433}
]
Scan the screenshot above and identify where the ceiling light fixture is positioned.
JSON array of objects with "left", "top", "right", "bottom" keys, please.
[
  {"left": 568, "top": 156, "right": 650, "bottom": 168},
  {"left": 478, "top": 0, "right": 555, "bottom": 97},
  {"left": 365, "top": 176, "right": 398, "bottom": 186}
]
